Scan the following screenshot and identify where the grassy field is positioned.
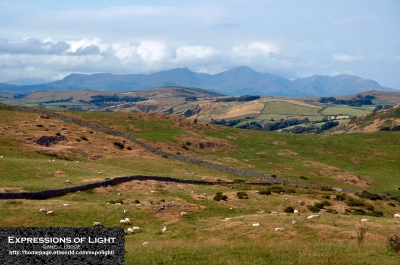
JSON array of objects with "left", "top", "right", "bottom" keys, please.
[{"left": 0, "top": 107, "right": 399, "bottom": 264}]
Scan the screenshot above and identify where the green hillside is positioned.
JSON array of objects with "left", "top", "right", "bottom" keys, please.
[{"left": 0, "top": 104, "right": 399, "bottom": 264}]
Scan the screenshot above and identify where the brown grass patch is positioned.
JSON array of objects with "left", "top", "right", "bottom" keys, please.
[{"left": 278, "top": 149, "right": 300, "bottom": 157}]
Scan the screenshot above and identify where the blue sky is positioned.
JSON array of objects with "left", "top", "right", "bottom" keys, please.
[{"left": 0, "top": 0, "right": 399, "bottom": 89}]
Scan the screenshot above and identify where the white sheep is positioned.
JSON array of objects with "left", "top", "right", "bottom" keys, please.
[
  {"left": 132, "top": 226, "right": 142, "bottom": 233},
  {"left": 135, "top": 203, "right": 143, "bottom": 207},
  {"left": 291, "top": 220, "right": 297, "bottom": 225},
  {"left": 150, "top": 191, "right": 155, "bottom": 194},
  {"left": 307, "top": 214, "right": 320, "bottom": 220},
  {"left": 126, "top": 228, "right": 134, "bottom": 234},
  {"left": 142, "top": 241, "right": 148, "bottom": 245},
  {"left": 294, "top": 210, "right": 299, "bottom": 214},
  {"left": 120, "top": 219, "right": 126, "bottom": 225},
  {"left": 224, "top": 218, "right": 232, "bottom": 221},
  {"left": 124, "top": 218, "right": 131, "bottom": 225},
  {"left": 394, "top": 214, "right": 400, "bottom": 218},
  {"left": 360, "top": 219, "right": 370, "bottom": 223},
  {"left": 123, "top": 209, "right": 129, "bottom": 214},
  {"left": 275, "top": 227, "right": 285, "bottom": 232},
  {"left": 46, "top": 211, "right": 54, "bottom": 216},
  {"left": 0, "top": 156, "right": 3, "bottom": 159},
  {"left": 252, "top": 223, "right": 260, "bottom": 227},
  {"left": 39, "top": 208, "right": 46, "bottom": 213},
  {"left": 180, "top": 212, "right": 189, "bottom": 217},
  {"left": 64, "top": 180, "right": 71, "bottom": 184},
  {"left": 62, "top": 204, "right": 68, "bottom": 207},
  {"left": 161, "top": 226, "right": 167, "bottom": 232},
  {"left": 93, "top": 222, "right": 104, "bottom": 227},
  {"left": 270, "top": 211, "right": 278, "bottom": 214},
  {"left": 203, "top": 193, "right": 208, "bottom": 196},
  {"left": 257, "top": 211, "right": 265, "bottom": 214}
]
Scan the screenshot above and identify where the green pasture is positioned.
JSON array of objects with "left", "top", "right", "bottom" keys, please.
[
  {"left": 321, "top": 106, "right": 371, "bottom": 117},
  {"left": 261, "top": 101, "right": 321, "bottom": 116}
]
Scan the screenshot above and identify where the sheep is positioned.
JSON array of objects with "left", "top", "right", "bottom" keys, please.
[
  {"left": 275, "top": 228, "right": 285, "bottom": 232},
  {"left": 123, "top": 209, "right": 129, "bottom": 214},
  {"left": 117, "top": 193, "right": 121, "bottom": 196},
  {"left": 257, "top": 211, "right": 265, "bottom": 214},
  {"left": 132, "top": 226, "right": 142, "bottom": 233},
  {"left": 291, "top": 220, "right": 297, "bottom": 225},
  {"left": 394, "top": 214, "right": 400, "bottom": 218},
  {"left": 307, "top": 214, "right": 320, "bottom": 220},
  {"left": 62, "top": 204, "right": 68, "bottom": 207},
  {"left": 120, "top": 218, "right": 131, "bottom": 225},
  {"left": 93, "top": 222, "right": 104, "bottom": 227},
  {"left": 98, "top": 171, "right": 103, "bottom": 174},
  {"left": 224, "top": 218, "right": 232, "bottom": 221},
  {"left": 150, "top": 191, "right": 155, "bottom": 194},
  {"left": 180, "top": 212, "right": 189, "bottom": 217},
  {"left": 294, "top": 210, "right": 299, "bottom": 214},
  {"left": 0, "top": 156, "right": 3, "bottom": 159},
  {"left": 269, "top": 211, "right": 278, "bottom": 214},
  {"left": 46, "top": 211, "right": 54, "bottom": 216},
  {"left": 161, "top": 226, "right": 167, "bottom": 233},
  {"left": 64, "top": 180, "right": 71, "bottom": 185},
  {"left": 360, "top": 219, "right": 370, "bottom": 223},
  {"left": 252, "top": 223, "right": 260, "bottom": 227},
  {"left": 135, "top": 203, "right": 143, "bottom": 207},
  {"left": 126, "top": 228, "right": 134, "bottom": 234},
  {"left": 39, "top": 208, "right": 46, "bottom": 213},
  {"left": 203, "top": 193, "right": 208, "bottom": 196},
  {"left": 142, "top": 241, "right": 148, "bottom": 245}
]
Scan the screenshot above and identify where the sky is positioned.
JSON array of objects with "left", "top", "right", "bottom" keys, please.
[{"left": 0, "top": 0, "right": 399, "bottom": 89}]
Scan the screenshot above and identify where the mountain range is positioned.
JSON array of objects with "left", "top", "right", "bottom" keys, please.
[{"left": 0, "top": 66, "right": 395, "bottom": 97}]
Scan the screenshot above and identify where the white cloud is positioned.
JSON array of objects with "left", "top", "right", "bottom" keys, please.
[
  {"left": 137, "top": 41, "right": 171, "bottom": 64},
  {"left": 329, "top": 70, "right": 354, "bottom": 76},
  {"left": 175, "top": 45, "right": 217, "bottom": 60},
  {"left": 332, "top": 54, "right": 362, "bottom": 62}
]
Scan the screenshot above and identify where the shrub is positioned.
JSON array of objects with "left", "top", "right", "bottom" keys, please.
[
  {"left": 321, "top": 186, "right": 334, "bottom": 191},
  {"left": 185, "top": 141, "right": 191, "bottom": 146},
  {"left": 237, "top": 191, "right": 248, "bottom": 199},
  {"left": 300, "top": 176, "right": 308, "bottom": 180},
  {"left": 307, "top": 205, "right": 320, "bottom": 213},
  {"left": 388, "top": 202, "right": 396, "bottom": 207},
  {"left": 283, "top": 206, "right": 294, "bottom": 213},
  {"left": 321, "top": 195, "right": 331, "bottom": 199},
  {"left": 134, "top": 200, "right": 140, "bottom": 204},
  {"left": 346, "top": 197, "right": 365, "bottom": 207},
  {"left": 387, "top": 234, "right": 400, "bottom": 252},
  {"left": 357, "top": 227, "right": 367, "bottom": 244},
  {"left": 315, "top": 200, "right": 332, "bottom": 209},
  {"left": 127, "top": 147, "right": 132, "bottom": 150},
  {"left": 161, "top": 154, "right": 168, "bottom": 158},
  {"left": 286, "top": 188, "right": 296, "bottom": 194},
  {"left": 36, "top": 124, "right": 44, "bottom": 127},
  {"left": 335, "top": 194, "right": 346, "bottom": 201},
  {"left": 55, "top": 132, "right": 61, "bottom": 136},
  {"left": 114, "top": 141, "right": 124, "bottom": 149},
  {"left": 365, "top": 204, "right": 374, "bottom": 211},
  {"left": 233, "top": 179, "right": 245, "bottom": 183},
  {"left": 366, "top": 211, "right": 383, "bottom": 217},
  {"left": 354, "top": 208, "right": 365, "bottom": 215},
  {"left": 271, "top": 174, "right": 277, "bottom": 178},
  {"left": 80, "top": 136, "right": 88, "bottom": 141},
  {"left": 326, "top": 208, "right": 337, "bottom": 214},
  {"left": 213, "top": 192, "right": 228, "bottom": 201},
  {"left": 358, "top": 190, "right": 382, "bottom": 200},
  {"left": 268, "top": 186, "right": 285, "bottom": 194},
  {"left": 259, "top": 190, "right": 271, "bottom": 195}
]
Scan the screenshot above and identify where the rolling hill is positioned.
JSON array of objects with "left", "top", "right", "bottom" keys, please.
[{"left": 0, "top": 103, "right": 400, "bottom": 264}]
